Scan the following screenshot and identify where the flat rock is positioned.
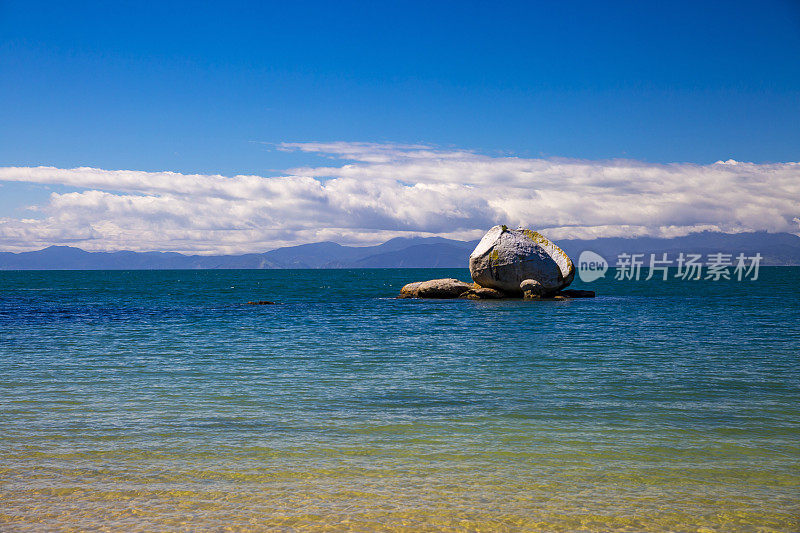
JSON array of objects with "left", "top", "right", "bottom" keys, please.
[
  {"left": 398, "top": 278, "right": 472, "bottom": 299},
  {"left": 469, "top": 225, "right": 575, "bottom": 293},
  {"left": 398, "top": 279, "right": 595, "bottom": 301}
]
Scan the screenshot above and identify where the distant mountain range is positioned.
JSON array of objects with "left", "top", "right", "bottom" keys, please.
[
  {"left": 557, "top": 231, "right": 800, "bottom": 267},
  {"left": 1, "top": 231, "right": 799, "bottom": 269}
]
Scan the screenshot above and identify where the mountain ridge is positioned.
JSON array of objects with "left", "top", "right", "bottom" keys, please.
[{"left": 1, "top": 231, "right": 799, "bottom": 269}]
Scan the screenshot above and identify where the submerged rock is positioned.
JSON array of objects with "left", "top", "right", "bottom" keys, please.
[
  {"left": 559, "top": 289, "right": 595, "bottom": 298},
  {"left": 469, "top": 225, "right": 574, "bottom": 293},
  {"left": 524, "top": 289, "right": 596, "bottom": 301}
]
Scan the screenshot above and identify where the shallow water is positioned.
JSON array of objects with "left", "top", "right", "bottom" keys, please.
[{"left": 1, "top": 268, "right": 799, "bottom": 531}]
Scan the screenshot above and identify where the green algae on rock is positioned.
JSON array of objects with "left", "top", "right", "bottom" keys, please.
[{"left": 469, "top": 225, "right": 575, "bottom": 293}]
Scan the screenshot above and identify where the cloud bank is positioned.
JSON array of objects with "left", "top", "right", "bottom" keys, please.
[{"left": 1, "top": 142, "right": 798, "bottom": 253}]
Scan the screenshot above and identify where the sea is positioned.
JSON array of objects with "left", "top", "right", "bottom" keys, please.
[{"left": 1, "top": 268, "right": 798, "bottom": 532}]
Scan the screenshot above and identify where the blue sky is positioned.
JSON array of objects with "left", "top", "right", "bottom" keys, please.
[{"left": 1, "top": 1, "right": 799, "bottom": 252}]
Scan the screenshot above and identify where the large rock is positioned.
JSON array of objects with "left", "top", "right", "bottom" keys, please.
[
  {"left": 469, "top": 225, "right": 575, "bottom": 293},
  {"left": 398, "top": 278, "right": 472, "bottom": 299}
]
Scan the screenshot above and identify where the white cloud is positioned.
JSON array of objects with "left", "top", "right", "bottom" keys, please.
[{"left": 0, "top": 143, "right": 798, "bottom": 253}]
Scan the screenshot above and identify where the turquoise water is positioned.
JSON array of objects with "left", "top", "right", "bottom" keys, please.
[{"left": 1, "top": 268, "right": 799, "bottom": 532}]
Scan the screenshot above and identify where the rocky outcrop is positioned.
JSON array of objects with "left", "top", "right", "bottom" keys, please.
[
  {"left": 398, "top": 226, "right": 593, "bottom": 301},
  {"left": 469, "top": 225, "right": 574, "bottom": 293}
]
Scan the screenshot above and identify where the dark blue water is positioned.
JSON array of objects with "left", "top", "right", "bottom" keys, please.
[{"left": 1, "top": 268, "right": 798, "bottom": 531}]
